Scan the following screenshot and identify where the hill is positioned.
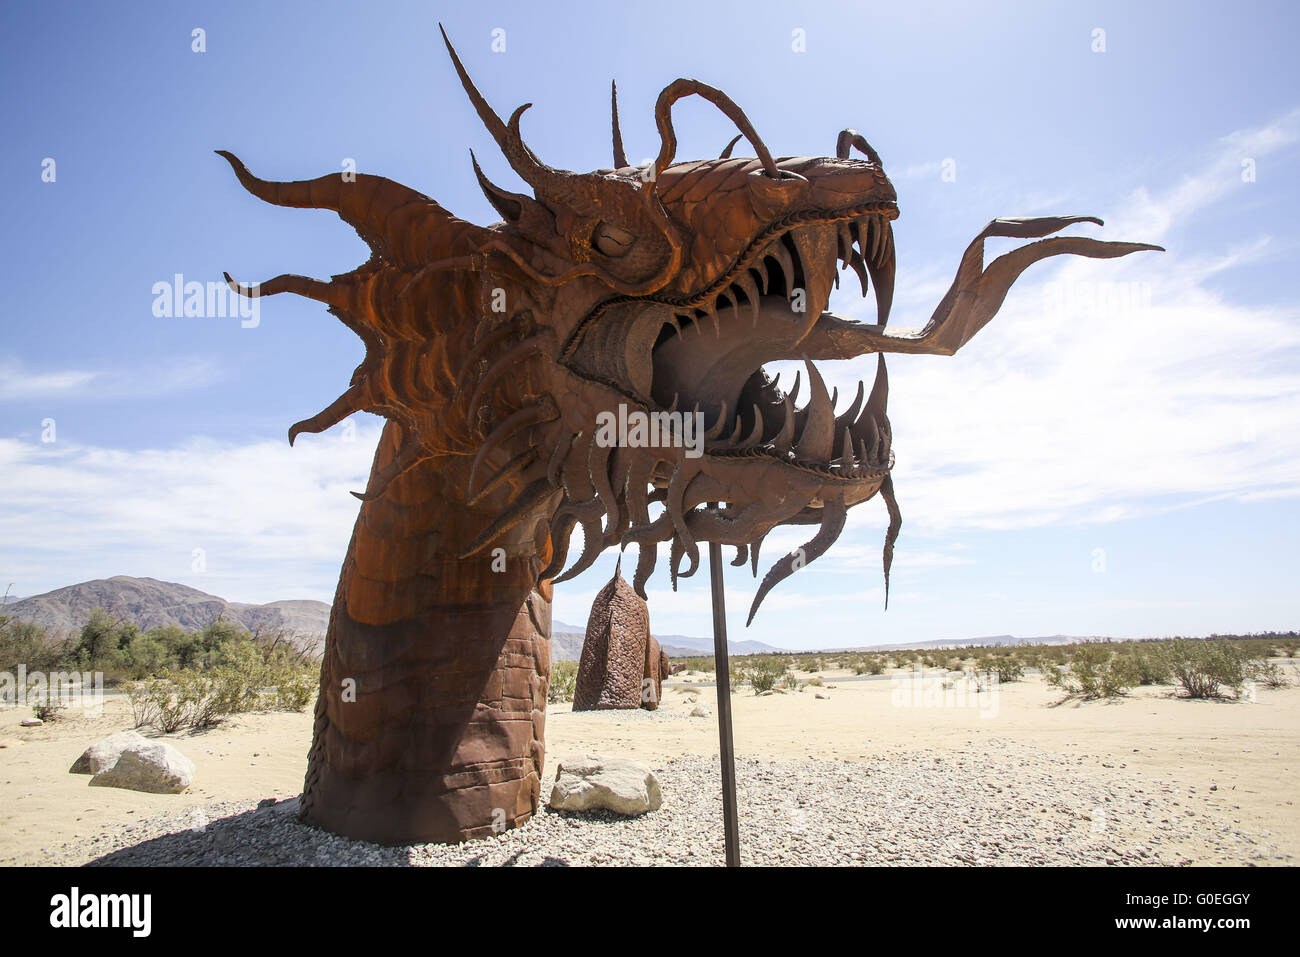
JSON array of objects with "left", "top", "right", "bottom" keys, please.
[{"left": 2, "top": 576, "right": 330, "bottom": 647}]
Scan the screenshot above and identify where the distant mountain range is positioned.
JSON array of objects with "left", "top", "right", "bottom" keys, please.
[
  {"left": 1, "top": 577, "right": 331, "bottom": 648},
  {"left": 550, "top": 619, "right": 779, "bottom": 660},
  {"left": 1, "top": 577, "right": 1105, "bottom": 661}
]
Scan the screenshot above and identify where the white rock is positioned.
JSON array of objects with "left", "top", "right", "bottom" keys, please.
[
  {"left": 690, "top": 703, "right": 711, "bottom": 717},
  {"left": 549, "top": 754, "right": 661, "bottom": 815},
  {"left": 89, "top": 741, "right": 195, "bottom": 794},
  {"left": 20, "top": 718, "right": 43, "bottom": 727},
  {"left": 70, "top": 730, "right": 149, "bottom": 775},
  {"left": 815, "top": 693, "right": 829, "bottom": 700}
]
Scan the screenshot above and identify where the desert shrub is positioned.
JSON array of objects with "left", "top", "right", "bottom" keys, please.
[
  {"left": 268, "top": 664, "right": 316, "bottom": 711},
  {"left": 1248, "top": 659, "right": 1289, "bottom": 690},
  {"left": 742, "top": 658, "right": 786, "bottom": 693},
  {"left": 113, "top": 631, "right": 170, "bottom": 679},
  {"left": 1162, "top": 639, "right": 1253, "bottom": 699},
  {"left": 548, "top": 660, "right": 578, "bottom": 703},
  {"left": 0, "top": 615, "right": 75, "bottom": 675},
  {"left": 137, "top": 679, "right": 190, "bottom": 732},
  {"left": 849, "top": 655, "right": 883, "bottom": 675},
  {"left": 126, "top": 681, "right": 158, "bottom": 729},
  {"left": 28, "top": 686, "right": 67, "bottom": 722},
  {"left": 802, "top": 676, "right": 824, "bottom": 688},
  {"left": 1128, "top": 650, "right": 1172, "bottom": 686},
  {"left": 984, "top": 656, "right": 1024, "bottom": 683},
  {"left": 1042, "top": 645, "right": 1138, "bottom": 699}
]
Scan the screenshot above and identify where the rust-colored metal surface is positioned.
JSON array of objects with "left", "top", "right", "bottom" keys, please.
[
  {"left": 219, "top": 28, "right": 1160, "bottom": 844},
  {"left": 573, "top": 564, "right": 665, "bottom": 711}
]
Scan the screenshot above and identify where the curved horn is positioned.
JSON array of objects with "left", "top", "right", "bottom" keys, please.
[
  {"left": 650, "top": 79, "right": 782, "bottom": 186},
  {"left": 836, "top": 129, "right": 882, "bottom": 166},
  {"left": 611, "top": 80, "right": 629, "bottom": 168},
  {"left": 441, "top": 25, "right": 571, "bottom": 194}
]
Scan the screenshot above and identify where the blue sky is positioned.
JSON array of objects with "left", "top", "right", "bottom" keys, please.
[{"left": 2, "top": 0, "right": 1298, "bottom": 648}]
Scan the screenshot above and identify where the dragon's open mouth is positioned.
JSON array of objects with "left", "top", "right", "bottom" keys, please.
[{"left": 566, "top": 206, "right": 898, "bottom": 487}]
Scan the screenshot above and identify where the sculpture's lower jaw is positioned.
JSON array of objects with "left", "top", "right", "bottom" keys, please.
[{"left": 300, "top": 582, "right": 552, "bottom": 846}]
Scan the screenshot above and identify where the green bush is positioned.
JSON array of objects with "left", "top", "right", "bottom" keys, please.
[
  {"left": 1042, "top": 645, "right": 1138, "bottom": 699},
  {"left": 1129, "top": 650, "right": 1172, "bottom": 686},
  {"left": 1248, "top": 659, "right": 1289, "bottom": 690},
  {"left": 1163, "top": 639, "right": 1254, "bottom": 699},
  {"left": 548, "top": 660, "right": 578, "bottom": 703},
  {"left": 29, "top": 686, "right": 67, "bottom": 722},
  {"left": 741, "top": 658, "right": 786, "bottom": 693},
  {"left": 982, "top": 656, "right": 1024, "bottom": 683}
]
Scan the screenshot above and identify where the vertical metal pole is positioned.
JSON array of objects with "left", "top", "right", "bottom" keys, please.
[{"left": 708, "top": 532, "right": 741, "bottom": 867}]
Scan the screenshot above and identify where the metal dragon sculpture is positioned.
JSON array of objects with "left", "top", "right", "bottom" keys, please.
[{"left": 218, "top": 30, "right": 1160, "bottom": 844}]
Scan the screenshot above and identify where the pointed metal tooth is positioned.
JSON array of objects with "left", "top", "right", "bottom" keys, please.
[
  {"left": 788, "top": 369, "right": 801, "bottom": 406},
  {"left": 834, "top": 426, "right": 855, "bottom": 470},
  {"left": 770, "top": 371, "right": 781, "bottom": 394},
  {"left": 771, "top": 394, "right": 796, "bottom": 451},
  {"left": 704, "top": 400, "right": 729, "bottom": 441},
  {"left": 832, "top": 269, "right": 840, "bottom": 290},
  {"left": 667, "top": 392, "right": 680, "bottom": 413},
  {"left": 738, "top": 404, "right": 764, "bottom": 448},
  {"left": 829, "top": 386, "right": 839, "bottom": 413},
  {"left": 772, "top": 243, "right": 796, "bottom": 296},
  {"left": 848, "top": 250, "right": 870, "bottom": 298},
  {"left": 753, "top": 265, "right": 770, "bottom": 296},
  {"left": 836, "top": 380, "right": 865, "bottom": 432},
  {"left": 859, "top": 414, "right": 880, "bottom": 462},
  {"left": 715, "top": 290, "right": 732, "bottom": 321},
  {"left": 865, "top": 258, "right": 892, "bottom": 327},
  {"left": 837, "top": 222, "right": 855, "bottom": 266},
  {"left": 666, "top": 314, "right": 683, "bottom": 340},
  {"left": 735, "top": 274, "right": 761, "bottom": 326},
  {"left": 726, "top": 409, "right": 747, "bottom": 445},
  {"left": 793, "top": 358, "right": 835, "bottom": 463},
  {"left": 855, "top": 435, "right": 872, "bottom": 472},
  {"left": 851, "top": 219, "right": 866, "bottom": 261},
  {"left": 865, "top": 354, "right": 889, "bottom": 419}
]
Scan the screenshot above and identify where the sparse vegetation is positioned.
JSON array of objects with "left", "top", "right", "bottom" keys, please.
[
  {"left": 1162, "top": 639, "right": 1255, "bottom": 699},
  {"left": 1041, "top": 644, "right": 1139, "bottom": 699},
  {"left": 548, "top": 660, "right": 578, "bottom": 703}
]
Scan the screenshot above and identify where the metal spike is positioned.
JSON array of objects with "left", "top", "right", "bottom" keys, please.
[
  {"left": 704, "top": 400, "right": 729, "bottom": 441},
  {"left": 772, "top": 243, "right": 796, "bottom": 297},
  {"left": 746, "top": 498, "right": 848, "bottom": 625},
  {"left": 771, "top": 395, "right": 796, "bottom": 451},
  {"left": 737, "top": 404, "right": 764, "bottom": 448},
  {"left": 793, "top": 359, "right": 835, "bottom": 463},
  {"left": 835, "top": 380, "right": 866, "bottom": 432},
  {"left": 834, "top": 426, "right": 855, "bottom": 470}
]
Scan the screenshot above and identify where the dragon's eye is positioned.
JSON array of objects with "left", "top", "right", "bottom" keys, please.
[{"left": 592, "top": 221, "right": 635, "bottom": 258}]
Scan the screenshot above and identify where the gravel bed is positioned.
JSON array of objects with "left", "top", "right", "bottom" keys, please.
[{"left": 49, "top": 739, "right": 1287, "bottom": 867}]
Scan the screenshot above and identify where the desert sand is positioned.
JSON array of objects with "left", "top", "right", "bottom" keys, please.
[{"left": 1, "top": 666, "right": 1296, "bottom": 866}]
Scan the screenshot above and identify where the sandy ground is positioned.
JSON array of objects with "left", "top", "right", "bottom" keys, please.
[{"left": 1, "top": 666, "right": 1296, "bottom": 866}]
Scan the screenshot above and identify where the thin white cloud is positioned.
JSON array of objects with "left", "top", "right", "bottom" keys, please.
[
  {"left": 0, "top": 424, "right": 380, "bottom": 604},
  {"left": 0, "top": 356, "right": 223, "bottom": 402},
  {"left": 814, "top": 108, "right": 1300, "bottom": 535}
]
